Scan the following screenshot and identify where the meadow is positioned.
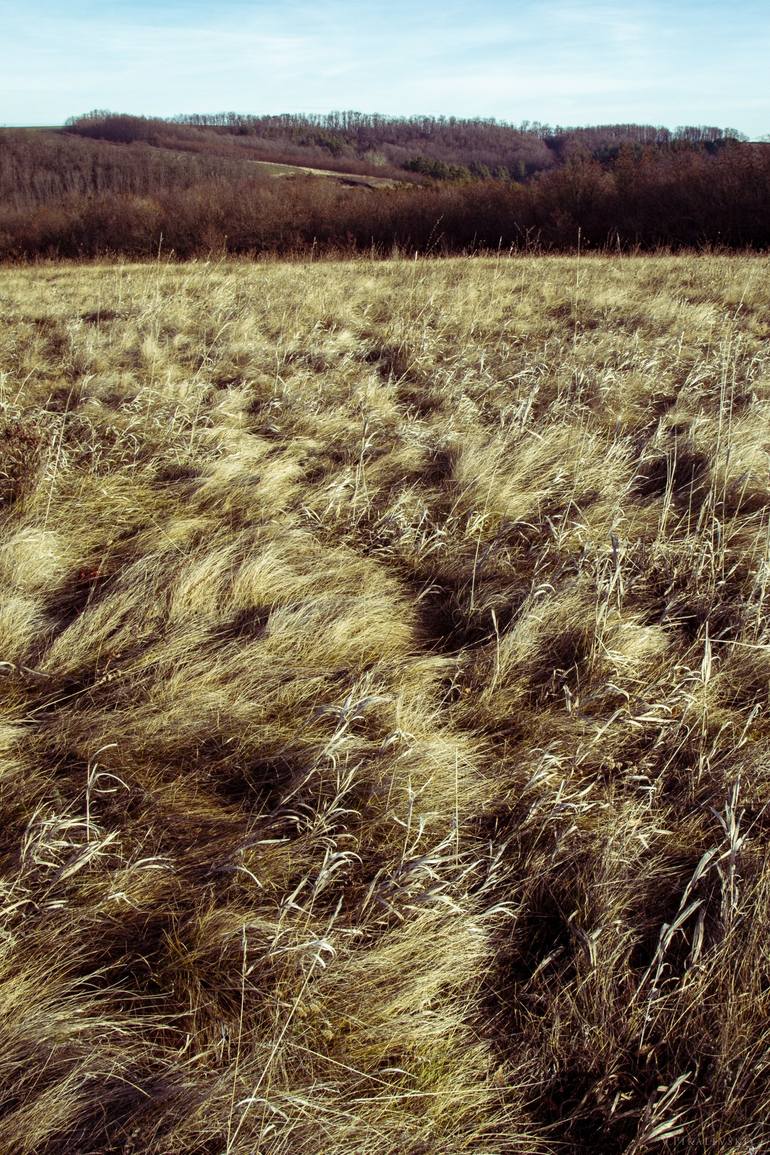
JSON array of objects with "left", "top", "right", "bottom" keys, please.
[{"left": 1, "top": 253, "right": 770, "bottom": 1154}]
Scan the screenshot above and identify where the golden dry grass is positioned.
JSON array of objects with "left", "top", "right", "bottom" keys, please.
[{"left": 1, "top": 253, "right": 770, "bottom": 1154}]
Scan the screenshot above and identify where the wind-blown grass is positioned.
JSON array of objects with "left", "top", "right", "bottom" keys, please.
[{"left": 1, "top": 253, "right": 770, "bottom": 1153}]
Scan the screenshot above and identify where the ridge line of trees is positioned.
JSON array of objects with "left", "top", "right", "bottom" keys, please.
[
  {"left": 0, "top": 112, "right": 768, "bottom": 258},
  {"left": 62, "top": 110, "right": 750, "bottom": 183}
]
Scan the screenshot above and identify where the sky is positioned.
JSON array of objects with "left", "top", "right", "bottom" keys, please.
[{"left": 2, "top": 0, "right": 769, "bottom": 137}]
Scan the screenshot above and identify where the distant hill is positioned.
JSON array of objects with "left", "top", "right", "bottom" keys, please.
[
  {"left": 0, "top": 111, "right": 768, "bottom": 257},
  {"left": 63, "top": 110, "right": 749, "bottom": 182},
  {"left": 0, "top": 124, "right": 400, "bottom": 214}
]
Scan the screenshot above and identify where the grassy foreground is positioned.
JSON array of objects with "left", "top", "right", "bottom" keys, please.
[{"left": 1, "top": 255, "right": 770, "bottom": 1154}]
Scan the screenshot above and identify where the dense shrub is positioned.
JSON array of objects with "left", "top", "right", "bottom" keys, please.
[{"left": 2, "top": 125, "right": 769, "bottom": 257}]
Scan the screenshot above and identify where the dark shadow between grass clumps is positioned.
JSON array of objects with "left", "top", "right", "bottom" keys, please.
[{"left": 632, "top": 444, "right": 711, "bottom": 512}]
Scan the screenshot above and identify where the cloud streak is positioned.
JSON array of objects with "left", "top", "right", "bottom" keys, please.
[{"left": 1, "top": 0, "right": 767, "bottom": 135}]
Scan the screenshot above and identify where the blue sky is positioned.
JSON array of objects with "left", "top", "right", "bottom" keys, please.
[{"left": 2, "top": 0, "right": 769, "bottom": 136}]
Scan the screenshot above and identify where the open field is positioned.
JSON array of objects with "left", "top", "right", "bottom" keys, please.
[
  {"left": 1, "top": 254, "right": 770, "bottom": 1154},
  {"left": 246, "top": 157, "right": 401, "bottom": 187}
]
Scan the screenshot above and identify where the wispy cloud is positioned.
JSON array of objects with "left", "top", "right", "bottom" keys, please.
[{"left": 1, "top": 0, "right": 768, "bottom": 135}]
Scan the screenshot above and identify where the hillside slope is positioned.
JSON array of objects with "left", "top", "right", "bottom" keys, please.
[
  {"left": 2, "top": 114, "right": 769, "bottom": 256},
  {"left": 0, "top": 126, "right": 401, "bottom": 211},
  {"left": 64, "top": 111, "right": 748, "bottom": 181}
]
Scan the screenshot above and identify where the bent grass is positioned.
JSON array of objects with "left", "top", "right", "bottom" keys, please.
[{"left": 1, "top": 253, "right": 770, "bottom": 1153}]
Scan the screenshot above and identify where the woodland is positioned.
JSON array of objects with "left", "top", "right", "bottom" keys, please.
[{"left": 0, "top": 112, "right": 768, "bottom": 257}]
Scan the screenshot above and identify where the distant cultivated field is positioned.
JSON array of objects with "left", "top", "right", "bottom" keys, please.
[{"left": 2, "top": 255, "right": 770, "bottom": 1154}]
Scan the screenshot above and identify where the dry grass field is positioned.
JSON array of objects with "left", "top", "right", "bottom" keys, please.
[
  {"left": 246, "top": 158, "right": 401, "bottom": 187},
  {"left": 1, "top": 253, "right": 770, "bottom": 1154}
]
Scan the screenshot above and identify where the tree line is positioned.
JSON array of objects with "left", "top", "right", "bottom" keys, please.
[
  {"left": 0, "top": 114, "right": 768, "bottom": 258},
  {"left": 64, "top": 111, "right": 748, "bottom": 183}
]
